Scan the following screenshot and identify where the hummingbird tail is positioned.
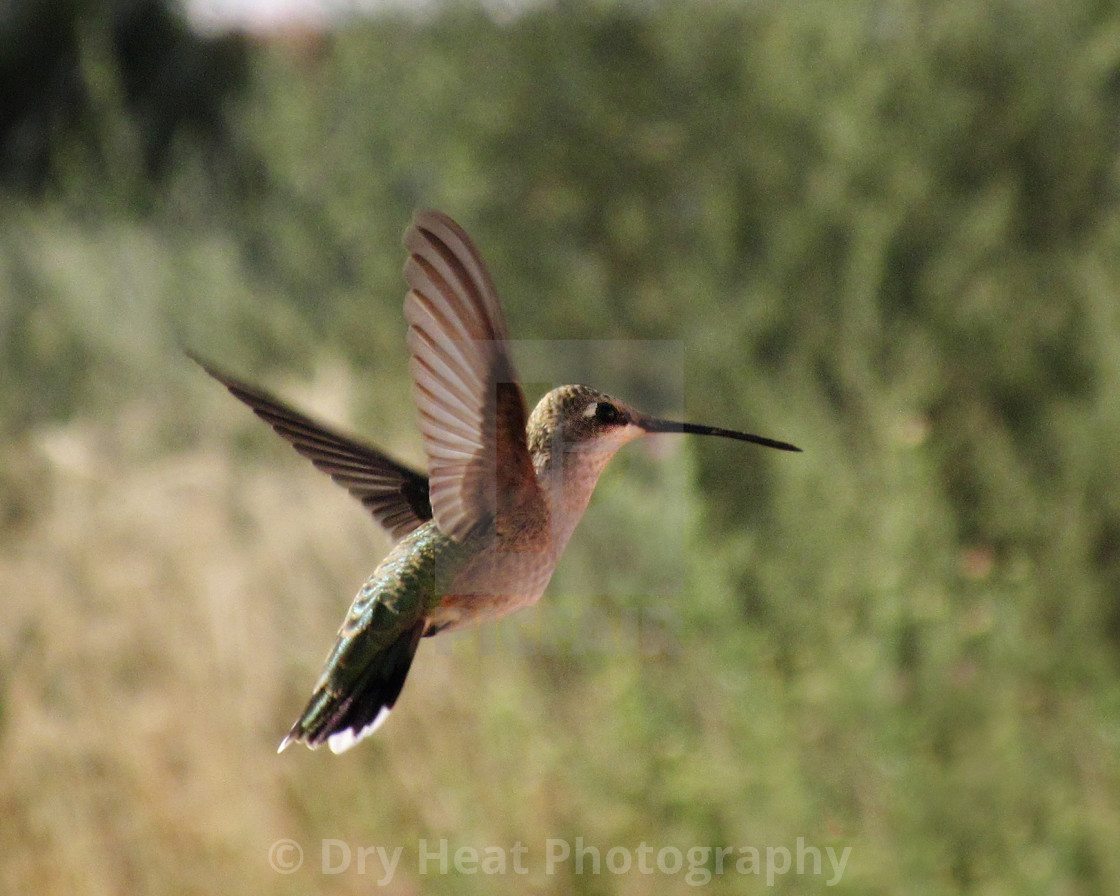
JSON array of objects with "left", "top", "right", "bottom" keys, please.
[{"left": 278, "top": 621, "right": 426, "bottom": 754}]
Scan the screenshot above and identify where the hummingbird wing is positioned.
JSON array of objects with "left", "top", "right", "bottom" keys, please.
[
  {"left": 191, "top": 356, "right": 433, "bottom": 541},
  {"left": 403, "top": 210, "right": 547, "bottom": 543}
]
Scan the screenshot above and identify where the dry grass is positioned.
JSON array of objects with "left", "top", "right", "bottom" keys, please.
[{"left": 0, "top": 389, "right": 699, "bottom": 895}]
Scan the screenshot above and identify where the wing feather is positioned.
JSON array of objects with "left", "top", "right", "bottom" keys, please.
[
  {"left": 402, "top": 210, "right": 547, "bottom": 543},
  {"left": 191, "top": 356, "right": 432, "bottom": 541}
]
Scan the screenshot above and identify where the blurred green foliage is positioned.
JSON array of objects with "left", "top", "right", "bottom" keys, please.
[{"left": 3, "top": 1, "right": 1120, "bottom": 894}]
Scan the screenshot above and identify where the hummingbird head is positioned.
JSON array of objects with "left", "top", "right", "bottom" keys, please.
[
  {"left": 525, "top": 383, "right": 799, "bottom": 553},
  {"left": 526, "top": 385, "right": 645, "bottom": 465},
  {"left": 527, "top": 383, "right": 802, "bottom": 462}
]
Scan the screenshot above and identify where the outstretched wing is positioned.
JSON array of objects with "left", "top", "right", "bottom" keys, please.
[
  {"left": 403, "top": 210, "right": 547, "bottom": 543},
  {"left": 191, "top": 355, "right": 432, "bottom": 541}
]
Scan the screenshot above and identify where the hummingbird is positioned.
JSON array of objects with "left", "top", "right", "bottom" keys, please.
[{"left": 194, "top": 210, "right": 800, "bottom": 754}]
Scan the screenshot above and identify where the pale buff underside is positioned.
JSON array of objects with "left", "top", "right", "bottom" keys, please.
[{"left": 429, "top": 426, "right": 643, "bottom": 633}]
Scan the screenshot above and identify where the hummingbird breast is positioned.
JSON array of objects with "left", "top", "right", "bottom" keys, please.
[
  {"left": 429, "top": 510, "right": 558, "bottom": 632},
  {"left": 424, "top": 441, "right": 619, "bottom": 634},
  {"left": 431, "top": 544, "right": 557, "bottom": 632},
  {"left": 347, "top": 521, "right": 556, "bottom": 640}
]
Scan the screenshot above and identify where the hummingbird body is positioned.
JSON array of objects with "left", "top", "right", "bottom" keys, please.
[
  {"left": 278, "top": 384, "right": 646, "bottom": 751},
  {"left": 194, "top": 211, "right": 799, "bottom": 753}
]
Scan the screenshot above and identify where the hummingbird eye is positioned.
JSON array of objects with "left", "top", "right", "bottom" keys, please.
[{"left": 591, "top": 401, "right": 624, "bottom": 426}]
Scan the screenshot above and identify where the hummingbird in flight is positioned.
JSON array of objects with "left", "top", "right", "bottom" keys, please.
[{"left": 194, "top": 210, "right": 799, "bottom": 753}]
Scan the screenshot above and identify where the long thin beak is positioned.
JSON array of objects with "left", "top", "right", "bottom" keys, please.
[{"left": 638, "top": 415, "right": 802, "bottom": 452}]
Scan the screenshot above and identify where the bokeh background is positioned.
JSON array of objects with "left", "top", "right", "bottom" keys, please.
[{"left": 3, "top": 0, "right": 1120, "bottom": 893}]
